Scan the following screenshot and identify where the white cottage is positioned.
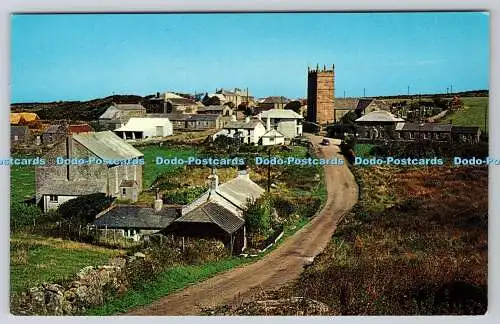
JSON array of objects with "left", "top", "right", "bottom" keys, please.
[
  {"left": 114, "top": 117, "right": 173, "bottom": 140},
  {"left": 214, "top": 116, "right": 266, "bottom": 145},
  {"left": 258, "top": 109, "right": 303, "bottom": 139}
]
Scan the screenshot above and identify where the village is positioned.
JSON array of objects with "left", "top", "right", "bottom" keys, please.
[{"left": 9, "top": 59, "right": 490, "bottom": 316}]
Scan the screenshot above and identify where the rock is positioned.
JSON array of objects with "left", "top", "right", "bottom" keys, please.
[
  {"left": 133, "top": 252, "right": 146, "bottom": 258},
  {"left": 77, "top": 266, "right": 94, "bottom": 279},
  {"left": 44, "top": 285, "right": 65, "bottom": 315}
]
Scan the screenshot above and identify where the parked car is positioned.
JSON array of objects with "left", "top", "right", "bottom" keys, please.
[{"left": 321, "top": 138, "right": 330, "bottom": 146}]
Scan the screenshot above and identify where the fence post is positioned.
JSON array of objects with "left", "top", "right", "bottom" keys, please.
[{"left": 78, "top": 225, "right": 81, "bottom": 240}]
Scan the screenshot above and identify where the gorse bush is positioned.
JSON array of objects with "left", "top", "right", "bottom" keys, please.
[
  {"left": 10, "top": 202, "right": 44, "bottom": 231},
  {"left": 244, "top": 195, "right": 272, "bottom": 235}
]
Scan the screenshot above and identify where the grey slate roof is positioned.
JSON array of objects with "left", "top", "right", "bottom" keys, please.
[
  {"left": 189, "top": 114, "right": 220, "bottom": 121},
  {"left": 400, "top": 123, "right": 453, "bottom": 132},
  {"left": 224, "top": 120, "right": 263, "bottom": 129},
  {"left": 198, "top": 105, "right": 226, "bottom": 112},
  {"left": 175, "top": 202, "right": 244, "bottom": 234},
  {"left": 72, "top": 131, "right": 143, "bottom": 160},
  {"left": 451, "top": 126, "right": 481, "bottom": 134},
  {"left": 355, "top": 110, "right": 404, "bottom": 123},
  {"left": 262, "top": 96, "right": 290, "bottom": 104},
  {"left": 93, "top": 205, "right": 179, "bottom": 229}
]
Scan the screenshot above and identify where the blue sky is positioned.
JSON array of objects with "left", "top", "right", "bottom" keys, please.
[{"left": 11, "top": 12, "right": 489, "bottom": 103}]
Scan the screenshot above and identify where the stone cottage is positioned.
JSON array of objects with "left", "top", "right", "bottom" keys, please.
[
  {"left": 36, "top": 131, "right": 144, "bottom": 212},
  {"left": 162, "top": 168, "right": 265, "bottom": 254}
]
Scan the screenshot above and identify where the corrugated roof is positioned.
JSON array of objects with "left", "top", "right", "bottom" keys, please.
[
  {"left": 355, "top": 110, "right": 404, "bottom": 123},
  {"left": 198, "top": 105, "right": 226, "bottom": 111},
  {"left": 114, "top": 117, "right": 172, "bottom": 132},
  {"left": 72, "top": 131, "right": 143, "bottom": 160},
  {"left": 260, "top": 109, "right": 303, "bottom": 119},
  {"left": 68, "top": 124, "right": 94, "bottom": 134},
  {"left": 93, "top": 205, "right": 179, "bottom": 229}
]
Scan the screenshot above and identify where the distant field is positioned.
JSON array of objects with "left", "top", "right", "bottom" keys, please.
[
  {"left": 10, "top": 233, "right": 122, "bottom": 294},
  {"left": 139, "top": 145, "right": 199, "bottom": 188},
  {"left": 10, "top": 166, "right": 35, "bottom": 203},
  {"left": 440, "top": 97, "right": 489, "bottom": 132}
]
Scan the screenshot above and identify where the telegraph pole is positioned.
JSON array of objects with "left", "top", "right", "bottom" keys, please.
[{"left": 363, "top": 88, "right": 366, "bottom": 98}]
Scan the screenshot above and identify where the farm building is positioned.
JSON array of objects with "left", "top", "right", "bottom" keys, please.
[
  {"left": 114, "top": 117, "right": 173, "bottom": 140},
  {"left": 41, "top": 124, "right": 67, "bottom": 145},
  {"left": 99, "top": 103, "right": 147, "bottom": 130},
  {"left": 355, "top": 110, "right": 405, "bottom": 142},
  {"left": 92, "top": 200, "right": 180, "bottom": 241},
  {"left": 36, "top": 131, "right": 144, "bottom": 212},
  {"left": 68, "top": 124, "right": 94, "bottom": 135},
  {"left": 451, "top": 126, "right": 482, "bottom": 144},
  {"left": 258, "top": 109, "right": 303, "bottom": 139},
  {"left": 162, "top": 168, "right": 265, "bottom": 254},
  {"left": 197, "top": 105, "right": 233, "bottom": 116},
  {"left": 11, "top": 125, "right": 31, "bottom": 146},
  {"left": 148, "top": 113, "right": 223, "bottom": 131}
]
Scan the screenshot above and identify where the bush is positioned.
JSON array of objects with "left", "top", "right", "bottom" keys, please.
[
  {"left": 58, "top": 193, "right": 113, "bottom": 225},
  {"left": 163, "top": 186, "right": 207, "bottom": 205},
  {"left": 244, "top": 195, "right": 272, "bottom": 235}
]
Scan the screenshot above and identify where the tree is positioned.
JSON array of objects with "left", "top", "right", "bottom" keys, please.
[
  {"left": 58, "top": 193, "right": 113, "bottom": 225},
  {"left": 450, "top": 96, "right": 464, "bottom": 111},
  {"left": 284, "top": 100, "right": 302, "bottom": 114},
  {"left": 339, "top": 111, "right": 358, "bottom": 125}
]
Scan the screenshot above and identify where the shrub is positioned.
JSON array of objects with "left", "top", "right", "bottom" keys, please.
[
  {"left": 244, "top": 195, "right": 272, "bottom": 235},
  {"left": 10, "top": 202, "right": 44, "bottom": 231},
  {"left": 163, "top": 186, "right": 207, "bottom": 205}
]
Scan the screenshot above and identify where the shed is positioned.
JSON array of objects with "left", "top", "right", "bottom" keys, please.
[{"left": 114, "top": 117, "right": 173, "bottom": 140}]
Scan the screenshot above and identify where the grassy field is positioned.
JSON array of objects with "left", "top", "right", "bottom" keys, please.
[
  {"left": 138, "top": 145, "right": 200, "bottom": 188},
  {"left": 10, "top": 233, "right": 123, "bottom": 294},
  {"left": 440, "top": 97, "right": 489, "bottom": 133},
  {"left": 10, "top": 165, "right": 35, "bottom": 203}
]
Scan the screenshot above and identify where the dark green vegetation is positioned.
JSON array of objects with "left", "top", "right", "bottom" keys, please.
[
  {"left": 11, "top": 95, "right": 143, "bottom": 121},
  {"left": 278, "top": 165, "right": 487, "bottom": 315},
  {"left": 441, "top": 97, "right": 489, "bottom": 133},
  {"left": 58, "top": 193, "right": 114, "bottom": 224}
]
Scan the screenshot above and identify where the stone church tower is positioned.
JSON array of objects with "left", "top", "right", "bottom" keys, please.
[{"left": 307, "top": 64, "right": 335, "bottom": 125}]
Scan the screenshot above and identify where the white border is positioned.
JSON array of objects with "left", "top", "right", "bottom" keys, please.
[{"left": 1, "top": 1, "right": 497, "bottom": 324}]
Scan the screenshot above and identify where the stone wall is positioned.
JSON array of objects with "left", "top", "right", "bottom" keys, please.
[{"left": 10, "top": 256, "right": 134, "bottom": 315}]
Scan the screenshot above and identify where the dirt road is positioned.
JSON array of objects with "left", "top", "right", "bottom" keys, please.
[{"left": 127, "top": 135, "right": 359, "bottom": 315}]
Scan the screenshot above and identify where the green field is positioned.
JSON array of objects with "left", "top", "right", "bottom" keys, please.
[
  {"left": 10, "top": 166, "right": 35, "bottom": 203},
  {"left": 10, "top": 234, "right": 121, "bottom": 294},
  {"left": 139, "top": 145, "right": 199, "bottom": 188},
  {"left": 441, "top": 97, "right": 489, "bottom": 133}
]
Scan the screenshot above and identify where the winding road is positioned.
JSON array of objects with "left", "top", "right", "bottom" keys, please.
[{"left": 127, "top": 134, "right": 359, "bottom": 315}]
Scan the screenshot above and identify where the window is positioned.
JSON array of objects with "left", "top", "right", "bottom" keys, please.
[
  {"left": 122, "top": 188, "right": 127, "bottom": 195},
  {"left": 14, "top": 135, "right": 19, "bottom": 141},
  {"left": 49, "top": 195, "right": 58, "bottom": 203}
]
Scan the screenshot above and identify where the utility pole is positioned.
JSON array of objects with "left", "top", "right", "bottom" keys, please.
[
  {"left": 407, "top": 85, "right": 410, "bottom": 97},
  {"left": 450, "top": 84, "right": 453, "bottom": 95},
  {"left": 363, "top": 88, "right": 366, "bottom": 98},
  {"left": 267, "top": 148, "right": 271, "bottom": 192},
  {"left": 343, "top": 90, "right": 346, "bottom": 99}
]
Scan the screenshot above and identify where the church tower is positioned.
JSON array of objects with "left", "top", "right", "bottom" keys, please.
[{"left": 307, "top": 64, "right": 335, "bottom": 125}]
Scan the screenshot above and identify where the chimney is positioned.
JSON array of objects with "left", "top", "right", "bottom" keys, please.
[
  {"left": 156, "top": 92, "right": 160, "bottom": 98},
  {"left": 245, "top": 116, "right": 250, "bottom": 123},
  {"left": 208, "top": 168, "right": 219, "bottom": 192},
  {"left": 266, "top": 116, "right": 271, "bottom": 131},
  {"left": 154, "top": 189, "right": 163, "bottom": 212},
  {"left": 238, "top": 167, "right": 250, "bottom": 180},
  {"left": 257, "top": 112, "right": 262, "bottom": 121}
]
